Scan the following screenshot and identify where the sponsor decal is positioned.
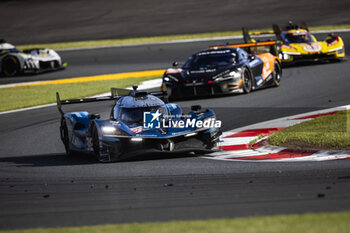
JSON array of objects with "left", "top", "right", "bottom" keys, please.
[
  {"left": 197, "top": 50, "right": 234, "bottom": 56},
  {"left": 130, "top": 126, "right": 144, "bottom": 134},
  {"left": 282, "top": 44, "right": 297, "bottom": 50},
  {"left": 190, "top": 69, "right": 216, "bottom": 73}
]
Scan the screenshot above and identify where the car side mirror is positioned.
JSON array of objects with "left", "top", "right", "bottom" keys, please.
[
  {"left": 191, "top": 105, "right": 202, "bottom": 112},
  {"left": 172, "top": 61, "right": 179, "bottom": 67},
  {"left": 248, "top": 55, "right": 255, "bottom": 60},
  {"left": 88, "top": 114, "right": 100, "bottom": 119}
]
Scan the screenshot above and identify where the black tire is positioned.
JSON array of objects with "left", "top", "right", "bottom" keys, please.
[
  {"left": 271, "top": 61, "right": 282, "bottom": 87},
  {"left": 61, "top": 119, "right": 73, "bottom": 156},
  {"left": 242, "top": 68, "right": 252, "bottom": 93},
  {"left": 91, "top": 124, "right": 122, "bottom": 162},
  {"left": 92, "top": 125, "right": 102, "bottom": 161},
  {"left": 2, "top": 56, "right": 20, "bottom": 77},
  {"left": 165, "top": 85, "right": 172, "bottom": 98}
]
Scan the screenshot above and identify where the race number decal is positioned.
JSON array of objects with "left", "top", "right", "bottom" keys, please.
[{"left": 303, "top": 43, "right": 321, "bottom": 52}]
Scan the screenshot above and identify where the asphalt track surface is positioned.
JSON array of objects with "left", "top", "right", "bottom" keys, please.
[
  {"left": 0, "top": 31, "right": 350, "bottom": 230},
  {"left": 1, "top": 0, "right": 350, "bottom": 44}
]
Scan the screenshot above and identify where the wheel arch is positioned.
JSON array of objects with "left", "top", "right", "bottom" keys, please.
[
  {"left": 4, "top": 53, "right": 25, "bottom": 68},
  {"left": 1, "top": 54, "right": 25, "bottom": 76}
]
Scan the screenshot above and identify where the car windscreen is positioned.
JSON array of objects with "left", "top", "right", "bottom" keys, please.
[
  {"left": 183, "top": 54, "right": 237, "bottom": 70},
  {"left": 282, "top": 32, "right": 314, "bottom": 44},
  {"left": 119, "top": 106, "right": 166, "bottom": 126}
]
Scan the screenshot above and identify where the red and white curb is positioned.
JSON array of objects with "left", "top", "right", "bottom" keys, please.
[{"left": 204, "top": 105, "right": 350, "bottom": 162}]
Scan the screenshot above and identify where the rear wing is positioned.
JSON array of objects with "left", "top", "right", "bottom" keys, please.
[
  {"left": 224, "top": 23, "right": 310, "bottom": 56},
  {"left": 57, "top": 84, "right": 169, "bottom": 116},
  {"left": 111, "top": 84, "right": 168, "bottom": 102},
  {"left": 150, "top": 83, "right": 169, "bottom": 102},
  {"left": 210, "top": 40, "right": 280, "bottom": 56},
  {"left": 56, "top": 92, "right": 118, "bottom": 116},
  {"left": 242, "top": 27, "right": 276, "bottom": 43},
  {"left": 242, "top": 27, "right": 275, "bottom": 43},
  {"left": 242, "top": 22, "right": 309, "bottom": 42}
]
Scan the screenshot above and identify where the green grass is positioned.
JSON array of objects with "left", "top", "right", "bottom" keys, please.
[
  {"left": 0, "top": 76, "right": 160, "bottom": 112},
  {"left": 308, "top": 24, "right": 350, "bottom": 31},
  {"left": 1, "top": 211, "right": 350, "bottom": 233},
  {"left": 17, "top": 24, "right": 350, "bottom": 50},
  {"left": 269, "top": 111, "right": 350, "bottom": 150},
  {"left": 17, "top": 32, "right": 243, "bottom": 50},
  {"left": 249, "top": 134, "right": 264, "bottom": 146}
]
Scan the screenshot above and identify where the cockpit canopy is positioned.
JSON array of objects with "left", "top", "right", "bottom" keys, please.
[
  {"left": 112, "top": 95, "right": 168, "bottom": 126},
  {"left": 183, "top": 48, "right": 238, "bottom": 70},
  {"left": 0, "top": 43, "right": 21, "bottom": 54},
  {"left": 281, "top": 31, "right": 315, "bottom": 44}
]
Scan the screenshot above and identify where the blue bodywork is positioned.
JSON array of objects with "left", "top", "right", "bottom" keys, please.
[{"left": 58, "top": 89, "right": 221, "bottom": 162}]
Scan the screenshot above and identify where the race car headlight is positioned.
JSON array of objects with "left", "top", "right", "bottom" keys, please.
[
  {"left": 229, "top": 71, "right": 242, "bottom": 79},
  {"left": 131, "top": 137, "right": 143, "bottom": 142},
  {"left": 338, "top": 47, "right": 345, "bottom": 54},
  {"left": 214, "top": 77, "right": 224, "bottom": 81},
  {"left": 101, "top": 125, "right": 129, "bottom": 137},
  {"left": 184, "top": 132, "right": 197, "bottom": 137},
  {"left": 101, "top": 126, "right": 117, "bottom": 134},
  {"left": 280, "top": 53, "right": 291, "bottom": 60},
  {"left": 217, "top": 69, "right": 241, "bottom": 82},
  {"left": 283, "top": 53, "right": 290, "bottom": 60},
  {"left": 163, "top": 75, "right": 179, "bottom": 82},
  {"left": 328, "top": 46, "right": 344, "bottom": 54}
]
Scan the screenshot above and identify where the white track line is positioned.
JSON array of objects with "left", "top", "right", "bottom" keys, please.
[
  {"left": 0, "top": 80, "right": 52, "bottom": 89},
  {"left": 0, "top": 103, "right": 57, "bottom": 115},
  {"left": 0, "top": 74, "right": 163, "bottom": 89}
]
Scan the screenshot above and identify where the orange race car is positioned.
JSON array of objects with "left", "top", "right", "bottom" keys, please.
[{"left": 161, "top": 42, "right": 282, "bottom": 99}]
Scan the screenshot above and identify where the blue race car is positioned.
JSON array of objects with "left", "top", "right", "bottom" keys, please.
[{"left": 56, "top": 85, "right": 222, "bottom": 162}]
